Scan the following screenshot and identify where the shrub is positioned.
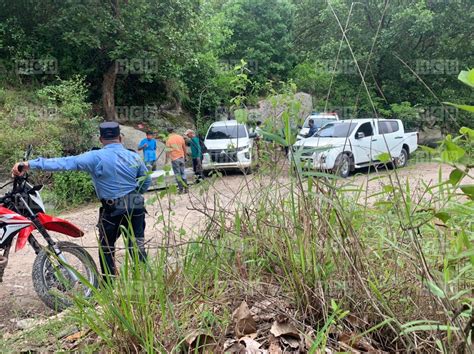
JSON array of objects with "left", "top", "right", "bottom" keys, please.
[
  {"left": 37, "top": 75, "right": 97, "bottom": 153},
  {"left": 48, "top": 171, "right": 96, "bottom": 209}
]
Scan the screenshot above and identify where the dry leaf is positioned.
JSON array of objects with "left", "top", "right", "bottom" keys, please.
[
  {"left": 268, "top": 335, "right": 282, "bottom": 354},
  {"left": 250, "top": 300, "right": 275, "bottom": 322},
  {"left": 280, "top": 335, "right": 299, "bottom": 349},
  {"left": 356, "top": 337, "right": 377, "bottom": 352},
  {"left": 224, "top": 338, "right": 245, "bottom": 352},
  {"left": 339, "top": 332, "right": 378, "bottom": 352},
  {"left": 346, "top": 313, "right": 367, "bottom": 329},
  {"left": 239, "top": 336, "right": 262, "bottom": 351},
  {"left": 65, "top": 330, "right": 87, "bottom": 342},
  {"left": 185, "top": 330, "right": 216, "bottom": 352},
  {"left": 338, "top": 332, "right": 353, "bottom": 345},
  {"left": 269, "top": 320, "right": 299, "bottom": 338},
  {"left": 233, "top": 301, "right": 258, "bottom": 337}
]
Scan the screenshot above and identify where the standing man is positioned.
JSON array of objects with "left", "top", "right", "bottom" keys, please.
[
  {"left": 185, "top": 129, "right": 204, "bottom": 182},
  {"left": 165, "top": 127, "right": 188, "bottom": 194},
  {"left": 138, "top": 131, "right": 158, "bottom": 171},
  {"left": 306, "top": 119, "right": 317, "bottom": 138},
  {"left": 12, "top": 122, "right": 151, "bottom": 279}
]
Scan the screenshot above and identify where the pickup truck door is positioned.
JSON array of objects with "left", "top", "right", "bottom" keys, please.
[
  {"left": 352, "top": 122, "right": 377, "bottom": 164},
  {"left": 375, "top": 120, "right": 403, "bottom": 159}
]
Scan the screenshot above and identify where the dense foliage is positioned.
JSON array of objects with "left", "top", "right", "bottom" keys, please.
[
  {"left": 0, "top": 0, "right": 472, "bottom": 130},
  {"left": 0, "top": 76, "right": 97, "bottom": 207},
  {"left": 0, "top": 0, "right": 472, "bottom": 205}
]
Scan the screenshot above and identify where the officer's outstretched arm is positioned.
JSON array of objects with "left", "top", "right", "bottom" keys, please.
[{"left": 28, "top": 152, "right": 96, "bottom": 173}]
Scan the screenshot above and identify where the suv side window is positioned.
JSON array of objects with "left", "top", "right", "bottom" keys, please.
[
  {"left": 356, "top": 122, "right": 374, "bottom": 137},
  {"left": 378, "top": 121, "right": 390, "bottom": 134},
  {"left": 378, "top": 120, "right": 400, "bottom": 134},
  {"left": 390, "top": 121, "right": 399, "bottom": 133}
]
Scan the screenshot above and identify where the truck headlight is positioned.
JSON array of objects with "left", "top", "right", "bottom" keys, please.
[
  {"left": 312, "top": 152, "right": 326, "bottom": 163},
  {"left": 236, "top": 146, "right": 248, "bottom": 152}
]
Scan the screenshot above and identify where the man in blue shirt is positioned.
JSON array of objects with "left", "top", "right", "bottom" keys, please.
[
  {"left": 138, "top": 131, "right": 158, "bottom": 171},
  {"left": 306, "top": 119, "right": 318, "bottom": 138},
  {"left": 12, "top": 122, "right": 151, "bottom": 279}
]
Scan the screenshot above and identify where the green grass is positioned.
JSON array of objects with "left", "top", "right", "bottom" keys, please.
[
  {"left": 4, "top": 128, "right": 472, "bottom": 352},
  {"left": 63, "top": 140, "right": 473, "bottom": 352}
]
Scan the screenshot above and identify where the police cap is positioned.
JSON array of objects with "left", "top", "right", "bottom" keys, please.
[{"left": 99, "top": 122, "right": 120, "bottom": 139}]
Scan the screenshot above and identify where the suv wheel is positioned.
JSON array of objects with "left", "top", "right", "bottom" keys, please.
[
  {"left": 394, "top": 148, "right": 408, "bottom": 168},
  {"left": 333, "top": 154, "right": 351, "bottom": 178}
]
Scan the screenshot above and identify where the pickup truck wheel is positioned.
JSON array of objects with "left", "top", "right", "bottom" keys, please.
[
  {"left": 333, "top": 154, "right": 351, "bottom": 178},
  {"left": 394, "top": 148, "right": 408, "bottom": 168}
]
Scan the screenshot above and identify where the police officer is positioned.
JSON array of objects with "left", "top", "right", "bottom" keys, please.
[{"left": 12, "top": 122, "right": 151, "bottom": 279}]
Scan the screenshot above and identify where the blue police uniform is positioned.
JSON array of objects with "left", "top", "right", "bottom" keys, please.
[
  {"left": 28, "top": 122, "right": 151, "bottom": 278},
  {"left": 28, "top": 143, "right": 151, "bottom": 199}
]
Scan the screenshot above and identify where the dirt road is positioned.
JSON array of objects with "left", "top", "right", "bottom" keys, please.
[{"left": 0, "top": 162, "right": 459, "bottom": 332}]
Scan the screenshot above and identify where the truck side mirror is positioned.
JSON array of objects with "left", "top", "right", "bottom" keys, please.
[
  {"left": 356, "top": 132, "right": 365, "bottom": 139},
  {"left": 249, "top": 132, "right": 257, "bottom": 139}
]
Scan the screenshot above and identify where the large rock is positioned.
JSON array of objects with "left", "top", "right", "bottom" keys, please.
[
  {"left": 247, "top": 92, "right": 313, "bottom": 126},
  {"left": 418, "top": 127, "right": 443, "bottom": 147},
  {"left": 119, "top": 125, "right": 167, "bottom": 167}
]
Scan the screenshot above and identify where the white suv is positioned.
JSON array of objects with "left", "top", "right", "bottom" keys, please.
[{"left": 202, "top": 120, "right": 256, "bottom": 173}]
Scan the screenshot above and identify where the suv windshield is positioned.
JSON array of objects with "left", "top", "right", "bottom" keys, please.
[
  {"left": 206, "top": 125, "right": 247, "bottom": 140},
  {"left": 315, "top": 122, "right": 357, "bottom": 138},
  {"left": 303, "top": 117, "right": 338, "bottom": 129}
]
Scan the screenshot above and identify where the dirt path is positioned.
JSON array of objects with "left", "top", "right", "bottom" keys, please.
[{"left": 0, "top": 163, "right": 458, "bottom": 333}]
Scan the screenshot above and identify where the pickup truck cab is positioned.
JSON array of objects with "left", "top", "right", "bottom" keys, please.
[
  {"left": 292, "top": 118, "right": 418, "bottom": 177},
  {"left": 202, "top": 120, "right": 256, "bottom": 173},
  {"left": 296, "top": 112, "right": 339, "bottom": 141}
]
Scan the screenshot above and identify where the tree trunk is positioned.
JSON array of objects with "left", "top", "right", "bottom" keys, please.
[{"left": 102, "top": 62, "right": 117, "bottom": 121}]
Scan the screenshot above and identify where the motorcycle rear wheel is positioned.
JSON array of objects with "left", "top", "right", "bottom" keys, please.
[{"left": 32, "top": 241, "right": 98, "bottom": 311}]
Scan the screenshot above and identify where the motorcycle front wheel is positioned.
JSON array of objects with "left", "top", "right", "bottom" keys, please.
[{"left": 32, "top": 241, "right": 99, "bottom": 311}]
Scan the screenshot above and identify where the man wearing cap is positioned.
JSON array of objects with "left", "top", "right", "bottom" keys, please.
[{"left": 12, "top": 122, "right": 151, "bottom": 279}]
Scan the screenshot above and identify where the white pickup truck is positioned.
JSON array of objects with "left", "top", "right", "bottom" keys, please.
[{"left": 292, "top": 118, "right": 418, "bottom": 177}]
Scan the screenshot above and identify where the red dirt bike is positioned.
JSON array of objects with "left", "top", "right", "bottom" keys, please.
[{"left": 0, "top": 146, "right": 98, "bottom": 311}]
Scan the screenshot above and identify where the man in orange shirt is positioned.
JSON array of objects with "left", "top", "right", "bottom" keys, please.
[{"left": 166, "top": 127, "right": 188, "bottom": 194}]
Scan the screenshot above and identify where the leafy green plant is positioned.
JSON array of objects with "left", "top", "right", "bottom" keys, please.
[
  {"left": 37, "top": 76, "right": 97, "bottom": 153},
  {"left": 47, "top": 171, "right": 95, "bottom": 209},
  {"left": 444, "top": 69, "right": 474, "bottom": 113}
]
